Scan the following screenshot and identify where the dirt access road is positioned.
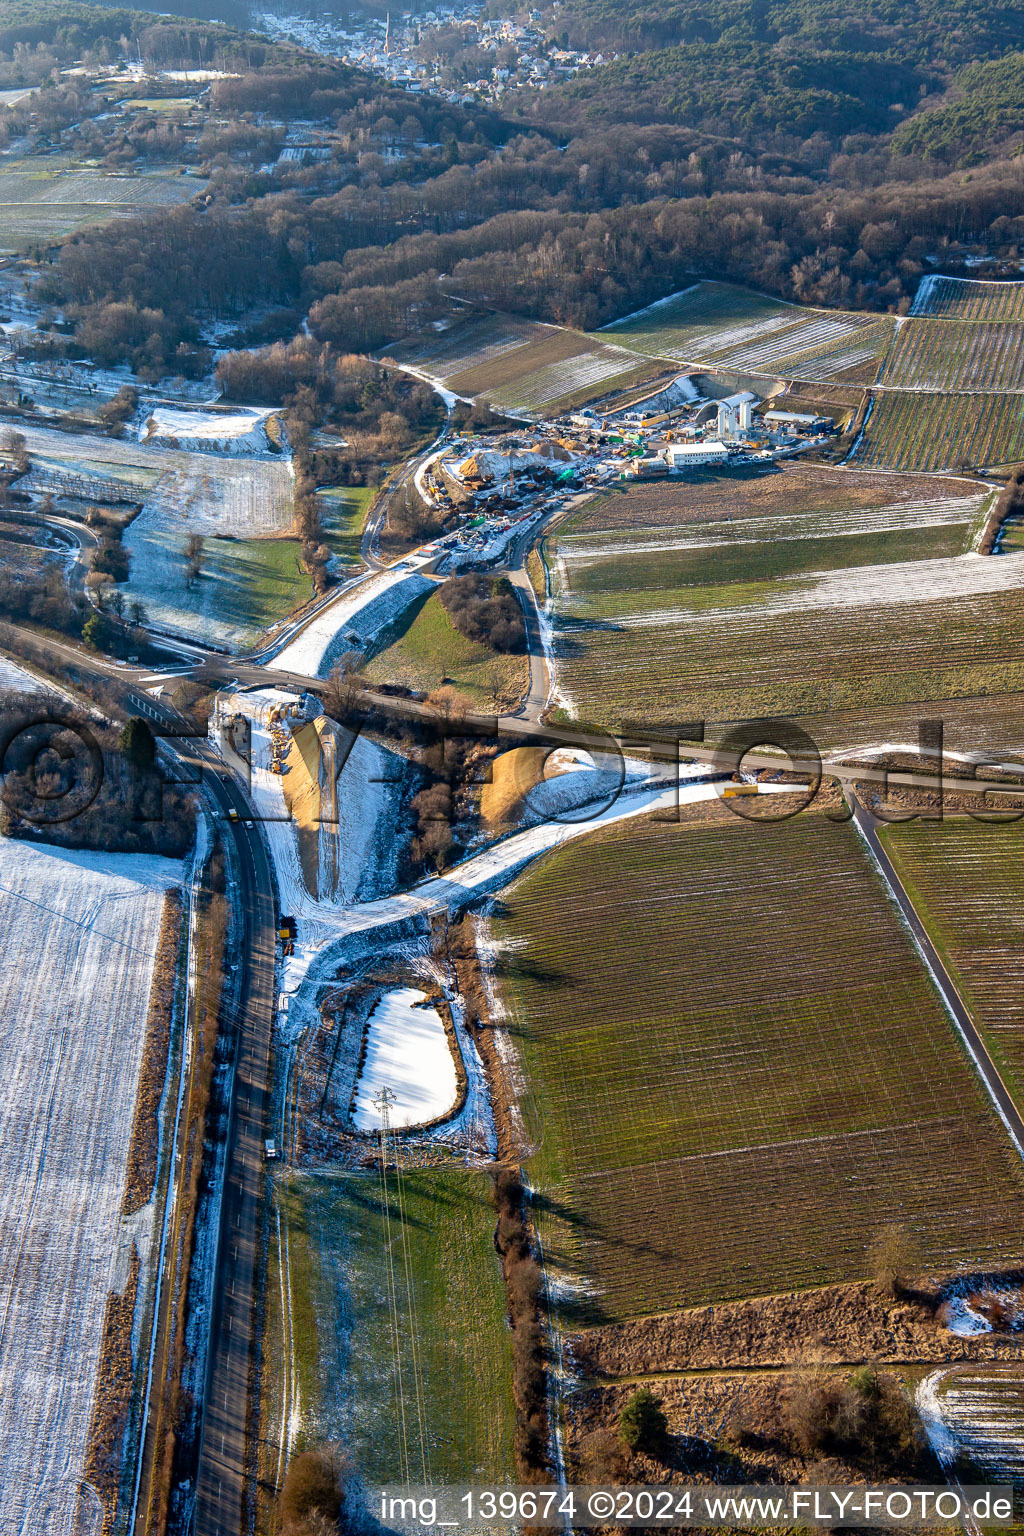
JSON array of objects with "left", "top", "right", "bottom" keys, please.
[{"left": 851, "top": 795, "right": 1024, "bottom": 1160}]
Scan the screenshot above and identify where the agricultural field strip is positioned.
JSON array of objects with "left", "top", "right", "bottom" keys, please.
[
  {"left": 550, "top": 587, "right": 1024, "bottom": 727},
  {"left": 598, "top": 283, "right": 893, "bottom": 375},
  {"left": 603, "top": 276, "right": 1024, "bottom": 388},
  {"left": 607, "top": 313, "right": 886, "bottom": 372},
  {"left": 876, "top": 319, "right": 1024, "bottom": 392},
  {"left": 12, "top": 420, "right": 294, "bottom": 537},
  {"left": 700, "top": 316, "right": 889, "bottom": 374},
  {"left": 880, "top": 823, "right": 1024, "bottom": 1095},
  {"left": 926, "top": 1367, "right": 1024, "bottom": 1479},
  {"left": 565, "top": 467, "right": 980, "bottom": 534},
  {"left": 0, "top": 169, "right": 201, "bottom": 208},
  {"left": 497, "top": 818, "right": 1024, "bottom": 1314},
  {"left": 854, "top": 393, "right": 1024, "bottom": 472},
  {"left": 285, "top": 1170, "right": 516, "bottom": 1483},
  {"left": 556, "top": 495, "right": 986, "bottom": 560},
  {"left": 485, "top": 349, "right": 645, "bottom": 409},
  {"left": 391, "top": 323, "right": 535, "bottom": 377},
  {"left": 553, "top": 548, "right": 1024, "bottom": 626},
  {"left": 0, "top": 841, "right": 181, "bottom": 1534},
  {"left": 911, "top": 275, "right": 1024, "bottom": 322}
]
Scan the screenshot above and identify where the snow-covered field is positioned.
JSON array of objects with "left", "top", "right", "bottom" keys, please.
[
  {"left": 0, "top": 655, "right": 49, "bottom": 694},
  {"left": 918, "top": 1365, "right": 1024, "bottom": 1479},
  {"left": 352, "top": 987, "right": 457, "bottom": 1130},
  {"left": 4, "top": 416, "right": 300, "bottom": 646},
  {"left": 271, "top": 565, "right": 434, "bottom": 677},
  {"left": 14, "top": 419, "right": 294, "bottom": 536},
  {"left": 0, "top": 840, "right": 180, "bottom": 1535},
  {"left": 140, "top": 406, "right": 279, "bottom": 457}
]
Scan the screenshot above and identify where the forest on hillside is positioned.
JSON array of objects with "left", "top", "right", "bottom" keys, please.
[{"left": 15, "top": 0, "right": 1024, "bottom": 380}]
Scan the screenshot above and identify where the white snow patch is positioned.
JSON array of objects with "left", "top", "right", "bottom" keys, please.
[
  {"left": 162, "top": 68, "right": 237, "bottom": 80},
  {"left": 0, "top": 655, "right": 49, "bottom": 694},
  {"left": 351, "top": 986, "right": 457, "bottom": 1130},
  {"left": 917, "top": 1369, "right": 959, "bottom": 1466},
  {"left": 943, "top": 1296, "right": 994, "bottom": 1336}
]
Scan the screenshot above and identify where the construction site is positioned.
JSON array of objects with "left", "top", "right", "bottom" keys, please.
[{"left": 412, "top": 373, "right": 838, "bottom": 564}]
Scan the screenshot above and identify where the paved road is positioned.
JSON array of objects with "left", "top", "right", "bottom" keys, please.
[
  {"left": 107, "top": 693, "right": 278, "bottom": 1536},
  {"left": 851, "top": 793, "right": 1024, "bottom": 1158},
  {"left": 360, "top": 406, "right": 455, "bottom": 571},
  {"left": 188, "top": 652, "right": 1024, "bottom": 803},
  {"left": 181, "top": 741, "right": 277, "bottom": 1536}
]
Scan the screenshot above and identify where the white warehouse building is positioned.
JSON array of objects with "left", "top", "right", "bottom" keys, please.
[{"left": 664, "top": 441, "right": 732, "bottom": 470}]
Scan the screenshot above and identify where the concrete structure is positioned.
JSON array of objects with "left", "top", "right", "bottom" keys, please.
[{"left": 717, "top": 391, "right": 757, "bottom": 438}]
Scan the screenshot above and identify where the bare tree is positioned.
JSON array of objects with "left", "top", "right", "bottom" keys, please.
[
  {"left": 0, "top": 428, "right": 28, "bottom": 474},
  {"left": 184, "top": 531, "right": 205, "bottom": 589},
  {"left": 867, "top": 1223, "right": 920, "bottom": 1299},
  {"left": 320, "top": 652, "right": 363, "bottom": 720}
]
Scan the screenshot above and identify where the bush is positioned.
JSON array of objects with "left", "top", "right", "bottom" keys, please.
[
  {"left": 578, "top": 1426, "right": 628, "bottom": 1482},
  {"left": 82, "top": 611, "right": 115, "bottom": 651},
  {"left": 119, "top": 717, "right": 156, "bottom": 772},
  {"left": 867, "top": 1222, "right": 920, "bottom": 1298},
  {"left": 97, "top": 384, "right": 138, "bottom": 429},
  {"left": 438, "top": 573, "right": 525, "bottom": 653},
  {"left": 618, "top": 1388, "right": 669, "bottom": 1457},
  {"left": 781, "top": 1366, "right": 926, "bottom": 1474},
  {"left": 410, "top": 780, "right": 453, "bottom": 869},
  {"left": 279, "top": 1449, "right": 341, "bottom": 1530}
]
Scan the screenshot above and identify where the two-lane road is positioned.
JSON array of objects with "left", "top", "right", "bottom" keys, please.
[{"left": 162, "top": 739, "right": 278, "bottom": 1536}]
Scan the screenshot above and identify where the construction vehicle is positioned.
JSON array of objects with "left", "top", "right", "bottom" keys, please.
[{"left": 722, "top": 783, "right": 759, "bottom": 798}]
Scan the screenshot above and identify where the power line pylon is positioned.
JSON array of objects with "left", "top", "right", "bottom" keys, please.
[{"left": 373, "top": 1084, "right": 411, "bottom": 1480}]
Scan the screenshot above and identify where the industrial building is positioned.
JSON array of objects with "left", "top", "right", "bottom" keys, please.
[
  {"left": 664, "top": 440, "right": 733, "bottom": 469},
  {"left": 762, "top": 409, "right": 831, "bottom": 432}
]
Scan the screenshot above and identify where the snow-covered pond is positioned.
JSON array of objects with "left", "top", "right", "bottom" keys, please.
[{"left": 352, "top": 986, "right": 458, "bottom": 1131}]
